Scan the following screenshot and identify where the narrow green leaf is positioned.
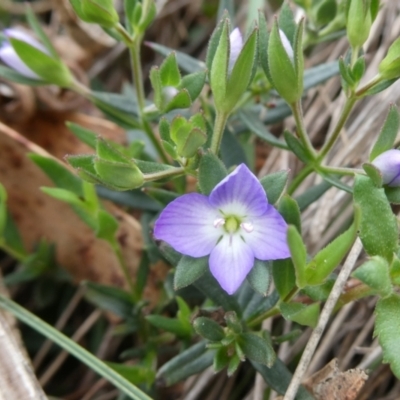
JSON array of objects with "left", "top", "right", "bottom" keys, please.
[
  {"left": 295, "top": 181, "right": 331, "bottom": 211},
  {"left": 353, "top": 256, "right": 393, "bottom": 297},
  {"left": 159, "top": 52, "right": 181, "bottom": 87},
  {"left": 239, "top": 332, "right": 276, "bottom": 367},
  {"left": 259, "top": 171, "right": 289, "bottom": 204},
  {"left": 354, "top": 175, "right": 398, "bottom": 262},
  {"left": 278, "top": 1, "right": 296, "bottom": 44},
  {"left": 280, "top": 302, "right": 320, "bottom": 328},
  {"left": 284, "top": 130, "right": 312, "bottom": 163},
  {"left": 272, "top": 258, "right": 296, "bottom": 299},
  {"left": 180, "top": 71, "right": 206, "bottom": 101},
  {"left": 66, "top": 122, "right": 96, "bottom": 149},
  {"left": 198, "top": 152, "right": 228, "bottom": 195},
  {"left": 370, "top": 105, "right": 400, "bottom": 161},
  {"left": 96, "top": 210, "right": 118, "bottom": 243},
  {"left": 96, "top": 136, "right": 129, "bottom": 163},
  {"left": 193, "top": 317, "right": 225, "bottom": 341},
  {"left": 174, "top": 255, "right": 209, "bottom": 290},
  {"left": 247, "top": 260, "right": 272, "bottom": 296},
  {"left": 305, "top": 213, "right": 359, "bottom": 286},
  {"left": 287, "top": 225, "right": 307, "bottom": 288},
  {"left": 279, "top": 194, "right": 301, "bottom": 233},
  {"left": 165, "top": 89, "right": 191, "bottom": 112},
  {"left": 375, "top": 294, "right": 400, "bottom": 379},
  {"left": 146, "top": 315, "right": 190, "bottom": 337}
]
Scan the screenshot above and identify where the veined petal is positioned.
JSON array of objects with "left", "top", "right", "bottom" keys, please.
[
  {"left": 243, "top": 206, "right": 290, "bottom": 260},
  {"left": 228, "top": 27, "right": 243, "bottom": 74},
  {"left": 154, "top": 193, "right": 221, "bottom": 257},
  {"left": 0, "top": 43, "right": 39, "bottom": 79},
  {"left": 209, "top": 234, "right": 254, "bottom": 294},
  {"left": 209, "top": 164, "right": 268, "bottom": 217}
]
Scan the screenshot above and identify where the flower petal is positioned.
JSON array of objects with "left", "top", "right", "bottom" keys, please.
[
  {"left": 209, "top": 234, "right": 254, "bottom": 294},
  {"left": 228, "top": 27, "right": 243, "bottom": 74},
  {"left": 209, "top": 164, "right": 268, "bottom": 217},
  {"left": 4, "top": 28, "right": 48, "bottom": 53},
  {"left": 0, "top": 43, "right": 39, "bottom": 79},
  {"left": 243, "top": 205, "right": 290, "bottom": 260},
  {"left": 154, "top": 193, "right": 221, "bottom": 257}
]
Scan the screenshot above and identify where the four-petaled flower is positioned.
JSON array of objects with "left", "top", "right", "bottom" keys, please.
[
  {"left": 372, "top": 149, "right": 400, "bottom": 186},
  {"left": 0, "top": 28, "right": 47, "bottom": 79},
  {"left": 154, "top": 164, "right": 290, "bottom": 294}
]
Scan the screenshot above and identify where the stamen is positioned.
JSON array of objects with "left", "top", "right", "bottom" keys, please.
[
  {"left": 240, "top": 222, "right": 254, "bottom": 233},
  {"left": 214, "top": 218, "right": 225, "bottom": 228}
]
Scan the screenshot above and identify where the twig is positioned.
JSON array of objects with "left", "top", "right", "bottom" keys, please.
[{"left": 283, "top": 237, "right": 363, "bottom": 400}]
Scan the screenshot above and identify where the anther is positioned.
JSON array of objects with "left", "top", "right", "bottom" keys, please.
[{"left": 240, "top": 222, "right": 254, "bottom": 233}]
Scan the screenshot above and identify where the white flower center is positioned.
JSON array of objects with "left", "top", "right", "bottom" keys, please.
[{"left": 213, "top": 216, "right": 253, "bottom": 234}]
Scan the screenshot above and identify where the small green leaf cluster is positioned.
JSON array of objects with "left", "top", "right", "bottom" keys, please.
[
  {"left": 159, "top": 113, "right": 208, "bottom": 163},
  {"left": 193, "top": 311, "right": 275, "bottom": 376},
  {"left": 125, "top": 0, "right": 157, "bottom": 34},
  {"left": 66, "top": 136, "right": 144, "bottom": 191},
  {"left": 150, "top": 52, "right": 206, "bottom": 113}
]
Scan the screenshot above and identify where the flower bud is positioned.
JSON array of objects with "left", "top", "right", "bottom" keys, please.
[
  {"left": 371, "top": 149, "right": 400, "bottom": 186},
  {"left": 379, "top": 37, "right": 400, "bottom": 80},
  {"left": 69, "top": 0, "right": 119, "bottom": 28},
  {"left": 346, "top": 0, "right": 372, "bottom": 49},
  {"left": 0, "top": 29, "right": 47, "bottom": 79}
]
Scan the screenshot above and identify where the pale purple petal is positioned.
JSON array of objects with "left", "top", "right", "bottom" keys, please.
[
  {"left": 279, "top": 29, "right": 294, "bottom": 62},
  {"left": 228, "top": 27, "right": 243, "bottom": 74},
  {"left": 209, "top": 164, "right": 268, "bottom": 217},
  {"left": 154, "top": 193, "right": 222, "bottom": 257},
  {"left": 243, "top": 206, "right": 290, "bottom": 260},
  {"left": 372, "top": 149, "right": 400, "bottom": 186},
  {"left": 4, "top": 28, "right": 47, "bottom": 53},
  {"left": 0, "top": 42, "right": 39, "bottom": 79},
  {"left": 209, "top": 234, "right": 254, "bottom": 294}
]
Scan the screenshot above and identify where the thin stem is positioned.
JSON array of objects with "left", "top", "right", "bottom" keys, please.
[
  {"left": 283, "top": 238, "right": 363, "bottom": 400},
  {"left": 143, "top": 167, "right": 185, "bottom": 182},
  {"left": 318, "top": 165, "right": 365, "bottom": 176},
  {"left": 291, "top": 101, "right": 317, "bottom": 159},
  {"left": 350, "top": 46, "right": 359, "bottom": 68},
  {"left": 114, "top": 244, "right": 136, "bottom": 299},
  {"left": 317, "top": 96, "right": 357, "bottom": 161},
  {"left": 355, "top": 74, "right": 383, "bottom": 97},
  {"left": 211, "top": 112, "right": 229, "bottom": 154},
  {"left": 0, "top": 295, "right": 152, "bottom": 400},
  {"left": 287, "top": 165, "right": 313, "bottom": 195}
]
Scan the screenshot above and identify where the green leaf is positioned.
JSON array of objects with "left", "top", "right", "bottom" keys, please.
[
  {"left": 66, "top": 122, "right": 97, "bottom": 149},
  {"left": 145, "top": 42, "right": 205, "bottom": 74},
  {"left": 40, "top": 187, "right": 86, "bottom": 208},
  {"left": 205, "top": 16, "right": 227, "bottom": 71},
  {"left": 227, "top": 353, "right": 241, "bottom": 376},
  {"left": 370, "top": 105, "right": 400, "bottom": 161},
  {"left": 96, "top": 210, "right": 118, "bottom": 243},
  {"left": 280, "top": 302, "right": 320, "bottom": 328},
  {"left": 296, "top": 181, "right": 331, "bottom": 211},
  {"left": 362, "top": 163, "right": 383, "bottom": 187},
  {"left": 29, "top": 154, "right": 83, "bottom": 195},
  {"left": 0, "top": 65, "right": 46, "bottom": 86},
  {"left": 279, "top": 194, "right": 301, "bottom": 233},
  {"left": 225, "top": 28, "right": 258, "bottom": 111},
  {"left": 390, "top": 255, "right": 400, "bottom": 286},
  {"left": 146, "top": 315, "right": 191, "bottom": 337},
  {"left": 193, "top": 316, "right": 225, "bottom": 342},
  {"left": 375, "top": 294, "right": 400, "bottom": 379},
  {"left": 96, "top": 136, "right": 129, "bottom": 164},
  {"left": 272, "top": 258, "right": 296, "bottom": 299},
  {"left": 106, "top": 362, "right": 155, "bottom": 388},
  {"left": 259, "top": 171, "right": 289, "bottom": 205},
  {"left": 177, "top": 128, "right": 207, "bottom": 158},
  {"left": 385, "top": 186, "right": 400, "bottom": 204},
  {"left": 353, "top": 256, "right": 392, "bottom": 297},
  {"left": 305, "top": 213, "right": 359, "bottom": 286},
  {"left": 267, "top": 19, "right": 299, "bottom": 104},
  {"left": 354, "top": 175, "right": 398, "bottom": 262},
  {"left": 351, "top": 56, "right": 366, "bottom": 83},
  {"left": 301, "top": 277, "right": 335, "bottom": 302},
  {"left": 284, "top": 130, "right": 312, "bottom": 163},
  {"left": 159, "top": 52, "right": 181, "bottom": 87},
  {"left": 83, "top": 281, "right": 134, "bottom": 319},
  {"left": 10, "top": 38, "right": 71, "bottom": 87},
  {"left": 66, "top": 154, "right": 96, "bottom": 175},
  {"left": 165, "top": 89, "right": 192, "bottom": 112},
  {"left": 238, "top": 332, "right": 276, "bottom": 367},
  {"left": 209, "top": 19, "right": 229, "bottom": 110},
  {"left": 174, "top": 255, "right": 209, "bottom": 290},
  {"left": 278, "top": 1, "right": 296, "bottom": 44},
  {"left": 150, "top": 67, "right": 163, "bottom": 110},
  {"left": 198, "top": 152, "right": 228, "bottom": 195},
  {"left": 0, "top": 184, "right": 7, "bottom": 236},
  {"left": 156, "top": 341, "right": 214, "bottom": 386},
  {"left": 238, "top": 110, "right": 289, "bottom": 149},
  {"left": 213, "top": 346, "right": 230, "bottom": 372},
  {"left": 247, "top": 260, "right": 272, "bottom": 296},
  {"left": 180, "top": 71, "right": 207, "bottom": 101},
  {"left": 361, "top": 78, "right": 396, "bottom": 97},
  {"left": 287, "top": 225, "right": 307, "bottom": 288}
]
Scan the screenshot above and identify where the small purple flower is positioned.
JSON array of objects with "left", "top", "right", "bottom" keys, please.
[
  {"left": 372, "top": 149, "right": 400, "bottom": 186},
  {"left": 228, "top": 27, "right": 243, "bottom": 74},
  {"left": 154, "top": 164, "right": 290, "bottom": 294},
  {"left": 0, "top": 28, "right": 48, "bottom": 79}
]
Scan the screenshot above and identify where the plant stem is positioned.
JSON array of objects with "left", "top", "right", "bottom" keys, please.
[
  {"left": 355, "top": 74, "right": 383, "bottom": 97},
  {"left": 0, "top": 295, "right": 153, "bottom": 400},
  {"left": 114, "top": 244, "right": 136, "bottom": 299},
  {"left": 317, "top": 96, "right": 357, "bottom": 161},
  {"left": 283, "top": 238, "right": 363, "bottom": 400},
  {"left": 143, "top": 167, "right": 185, "bottom": 182},
  {"left": 318, "top": 165, "right": 365, "bottom": 176},
  {"left": 291, "top": 101, "right": 317, "bottom": 159},
  {"left": 287, "top": 165, "right": 313, "bottom": 195},
  {"left": 210, "top": 112, "right": 229, "bottom": 154}
]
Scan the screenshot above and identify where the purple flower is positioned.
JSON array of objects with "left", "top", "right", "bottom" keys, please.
[
  {"left": 154, "top": 164, "right": 290, "bottom": 294},
  {"left": 0, "top": 29, "right": 48, "bottom": 79},
  {"left": 228, "top": 27, "right": 243, "bottom": 74},
  {"left": 372, "top": 149, "right": 400, "bottom": 186}
]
